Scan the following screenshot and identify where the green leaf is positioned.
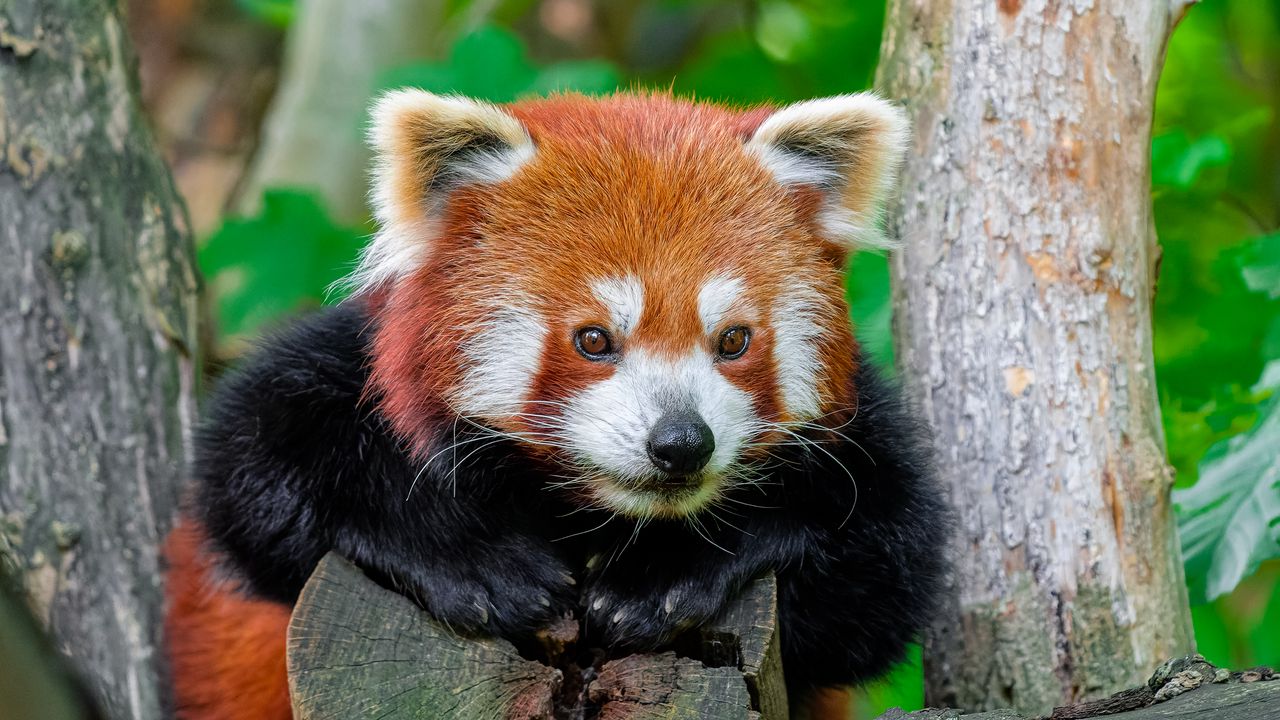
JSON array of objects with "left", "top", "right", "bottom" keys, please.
[
  {"left": 754, "top": 2, "right": 815, "bottom": 63},
  {"left": 851, "top": 643, "right": 923, "bottom": 717},
  {"left": 674, "top": 32, "right": 791, "bottom": 104},
  {"left": 377, "top": 64, "right": 457, "bottom": 96},
  {"left": 236, "top": 0, "right": 295, "bottom": 27},
  {"left": 1151, "top": 131, "right": 1232, "bottom": 191},
  {"left": 1239, "top": 233, "right": 1280, "bottom": 300},
  {"left": 1176, "top": 362, "right": 1280, "bottom": 603},
  {"left": 199, "top": 190, "right": 365, "bottom": 344},
  {"left": 449, "top": 26, "right": 536, "bottom": 101}
]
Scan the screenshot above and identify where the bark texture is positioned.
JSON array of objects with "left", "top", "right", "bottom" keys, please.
[
  {"left": 0, "top": 1, "right": 199, "bottom": 718},
  {"left": 876, "top": 656, "right": 1280, "bottom": 720},
  {"left": 287, "top": 553, "right": 787, "bottom": 719},
  {"left": 235, "top": 0, "right": 444, "bottom": 223},
  {"left": 876, "top": 0, "right": 1196, "bottom": 714}
]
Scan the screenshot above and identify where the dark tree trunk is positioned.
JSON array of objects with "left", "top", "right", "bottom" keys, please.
[{"left": 0, "top": 1, "right": 200, "bottom": 718}]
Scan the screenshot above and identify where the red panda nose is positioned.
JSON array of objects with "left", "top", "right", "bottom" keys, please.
[{"left": 646, "top": 411, "right": 715, "bottom": 476}]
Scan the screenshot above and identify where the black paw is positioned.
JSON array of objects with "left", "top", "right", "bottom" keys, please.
[
  {"left": 406, "top": 540, "right": 577, "bottom": 640},
  {"left": 581, "top": 574, "right": 733, "bottom": 650}
]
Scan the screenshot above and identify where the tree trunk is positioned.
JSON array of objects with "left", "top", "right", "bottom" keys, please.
[
  {"left": 876, "top": 0, "right": 1198, "bottom": 714},
  {"left": 234, "top": 0, "right": 446, "bottom": 223},
  {"left": 0, "top": 1, "right": 200, "bottom": 718}
]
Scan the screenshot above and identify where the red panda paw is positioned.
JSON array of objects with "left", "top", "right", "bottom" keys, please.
[
  {"left": 394, "top": 537, "right": 578, "bottom": 640},
  {"left": 581, "top": 574, "right": 733, "bottom": 651}
]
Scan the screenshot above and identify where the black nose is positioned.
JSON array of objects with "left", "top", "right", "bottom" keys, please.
[{"left": 646, "top": 411, "right": 715, "bottom": 475}]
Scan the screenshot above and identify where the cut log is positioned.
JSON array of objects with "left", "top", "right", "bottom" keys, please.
[
  {"left": 286, "top": 554, "right": 561, "bottom": 719},
  {"left": 287, "top": 556, "right": 1277, "bottom": 720},
  {"left": 588, "top": 653, "right": 754, "bottom": 720},
  {"left": 286, "top": 552, "right": 785, "bottom": 719},
  {"left": 698, "top": 575, "right": 788, "bottom": 719}
]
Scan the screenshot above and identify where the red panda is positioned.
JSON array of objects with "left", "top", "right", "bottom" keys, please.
[{"left": 166, "top": 91, "right": 948, "bottom": 720}]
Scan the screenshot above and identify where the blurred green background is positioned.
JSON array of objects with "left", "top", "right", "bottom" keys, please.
[{"left": 163, "top": 0, "right": 1280, "bottom": 716}]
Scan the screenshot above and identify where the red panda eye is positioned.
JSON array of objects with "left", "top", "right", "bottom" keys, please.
[
  {"left": 717, "top": 327, "right": 751, "bottom": 360},
  {"left": 574, "top": 326, "right": 614, "bottom": 360}
]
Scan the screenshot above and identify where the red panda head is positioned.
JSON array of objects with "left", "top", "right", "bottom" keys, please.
[{"left": 357, "top": 91, "right": 908, "bottom": 519}]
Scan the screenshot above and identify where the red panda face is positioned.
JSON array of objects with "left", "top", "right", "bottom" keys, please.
[{"left": 360, "top": 92, "right": 908, "bottom": 519}]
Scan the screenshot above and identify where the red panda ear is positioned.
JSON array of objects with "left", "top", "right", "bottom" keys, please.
[
  {"left": 745, "top": 93, "right": 910, "bottom": 252},
  {"left": 354, "top": 90, "right": 535, "bottom": 292}
]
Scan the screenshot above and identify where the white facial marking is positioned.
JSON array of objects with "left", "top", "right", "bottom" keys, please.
[
  {"left": 453, "top": 300, "right": 546, "bottom": 420},
  {"left": 697, "top": 275, "right": 747, "bottom": 335},
  {"left": 561, "top": 348, "right": 757, "bottom": 518},
  {"left": 771, "top": 281, "right": 825, "bottom": 420},
  {"left": 592, "top": 275, "right": 645, "bottom": 335}
]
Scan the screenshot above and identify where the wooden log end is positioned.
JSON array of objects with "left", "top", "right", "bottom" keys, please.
[
  {"left": 287, "top": 554, "right": 561, "bottom": 720},
  {"left": 286, "top": 553, "right": 786, "bottom": 719}
]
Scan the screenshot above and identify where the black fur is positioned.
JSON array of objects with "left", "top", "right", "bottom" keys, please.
[{"left": 194, "top": 300, "right": 949, "bottom": 692}]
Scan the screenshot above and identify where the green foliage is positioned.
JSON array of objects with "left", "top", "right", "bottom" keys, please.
[
  {"left": 199, "top": 190, "right": 366, "bottom": 346},
  {"left": 236, "top": 0, "right": 295, "bottom": 27},
  {"left": 1150, "top": 1, "right": 1280, "bottom": 610},
  {"left": 377, "top": 25, "right": 620, "bottom": 103},
  {"left": 846, "top": 250, "right": 895, "bottom": 371},
  {"left": 1157, "top": 234, "right": 1278, "bottom": 485},
  {"left": 851, "top": 644, "right": 923, "bottom": 718},
  {"left": 1150, "top": 132, "right": 1232, "bottom": 191},
  {"left": 1176, "top": 363, "right": 1280, "bottom": 604},
  {"left": 1191, "top": 560, "right": 1280, "bottom": 667},
  {"left": 1147, "top": 0, "right": 1280, "bottom": 675},
  {"left": 1240, "top": 233, "right": 1280, "bottom": 301},
  {"left": 672, "top": 0, "right": 884, "bottom": 104}
]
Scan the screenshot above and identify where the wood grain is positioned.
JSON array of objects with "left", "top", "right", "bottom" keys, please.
[
  {"left": 287, "top": 554, "right": 561, "bottom": 720},
  {"left": 286, "top": 553, "right": 787, "bottom": 719}
]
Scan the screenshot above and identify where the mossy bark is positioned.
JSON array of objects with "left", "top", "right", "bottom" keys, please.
[
  {"left": 0, "top": 1, "right": 199, "bottom": 718},
  {"left": 877, "top": 0, "right": 1199, "bottom": 714}
]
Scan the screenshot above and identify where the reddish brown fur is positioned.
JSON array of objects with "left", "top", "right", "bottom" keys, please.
[
  {"left": 803, "top": 686, "right": 855, "bottom": 719},
  {"left": 368, "top": 93, "right": 859, "bottom": 458},
  {"left": 165, "top": 520, "right": 292, "bottom": 720}
]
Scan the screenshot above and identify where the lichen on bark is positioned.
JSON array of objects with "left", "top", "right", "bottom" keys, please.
[{"left": 0, "top": 1, "right": 200, "bottom": 718}]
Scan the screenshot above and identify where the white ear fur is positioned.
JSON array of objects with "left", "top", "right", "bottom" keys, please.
[
  {"left": 350, "top": 89, "right": 535, "bottom": 293},
  {"left": 745, "top": 93, "right": 910, "bottom": 251}
]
